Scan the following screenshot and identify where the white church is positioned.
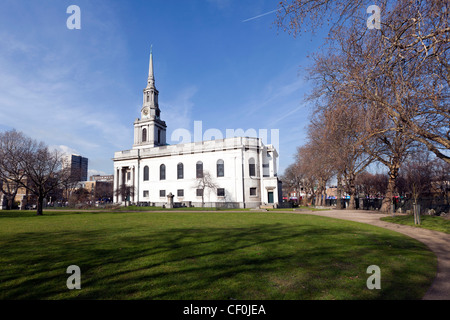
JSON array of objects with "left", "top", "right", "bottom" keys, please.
[{"left": 113, "top": 50, "right": 281, "bottom": 209}]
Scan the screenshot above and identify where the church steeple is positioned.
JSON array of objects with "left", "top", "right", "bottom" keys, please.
[
  {"left": 147, "top": 46, "right": 155, "bottom": 89},
  {"left": 134, "top": 47, "right": 167, "bottom": 149},
  {"left": 142, "top": 46, "right": 160, "bottom": 119}
]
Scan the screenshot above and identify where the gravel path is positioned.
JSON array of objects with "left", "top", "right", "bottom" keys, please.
[{"left": 292, "top": 209, "right": 450, "bottom": 300}]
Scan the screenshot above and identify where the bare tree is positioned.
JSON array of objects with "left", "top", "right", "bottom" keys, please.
[
  {"left": 294, "top": 139, "right": 334, "bottom": 207},
  {"left": 302, "top": 16, "right": 423, "bottom": 212},
  {"left": 277, "top": 0, "right": 450, "bottom": 163},
  {"left": 114, "top": 184, "right": 135, "bottom": 207},
  {"left": 194, "top": 170, "right": 218, "bottom": 207},
  {"left": 356, "top": 171, "right": 389, "bottom": 199},
  {"left": 280, "top": 162, "right": 304, "bottom": 205},
  {"left": 69, "top": 187, "right": 91, "bottom": 207},
  {"left": 308, "top": 97, "right": 375, "bottom": 209},
  {"left": 22, "top": 145, "right": 70, "bottom": 215},
  {"left": 95, "top": 182, "right": 113, "bottom": 202},
  {"left": 0, "top": 130, "right": 29, "bottom": 209},
  {"left": 293, "top": 146, "right": 317, "bottom": 205},
  {"left": 431, "top": 160, "right": 450, "bottom": 205},
  {"left": 0, "top": 129, "right": 71, "bottom": 215}
]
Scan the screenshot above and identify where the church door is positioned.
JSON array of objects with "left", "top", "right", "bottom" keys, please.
[{"left": 268, "top": 191, "right": 274, "bottom": 204}]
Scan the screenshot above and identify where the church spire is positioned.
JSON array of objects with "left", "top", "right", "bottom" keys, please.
[
  {"left": 135, "top": 47, "right": 167, "bottom": 148},
  {"left": 142, "top": 46, "right": 160, "bottom": 120},
  {"left": 147, "top": 45, "right": 155, "bottom": 88}
]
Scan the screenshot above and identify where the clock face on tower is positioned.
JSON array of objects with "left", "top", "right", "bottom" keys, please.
[{"left": 143, "top": 107, "right": 149, "bottom": 116}]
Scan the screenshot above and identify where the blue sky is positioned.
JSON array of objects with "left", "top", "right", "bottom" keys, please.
[{"left": 0, "top": 0, "right": 327, "bottom": 177}]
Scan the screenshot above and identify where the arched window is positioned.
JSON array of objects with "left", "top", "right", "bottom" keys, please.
[
  {"left": 142, "top": 128, "right": 147, "bottom": 142},
  {"left": 160, "top": 164, "right": 166, "bottom": 180},
  {"left": 249, "top": 158, "right": 256, "bottom": 177},
  {"left": 177, "top": 163, "right": 184, "bottom": 179},
  {"left": 143, "top": 166, "right": 149, "bottom": 181},
  {"left": 217, "top": 159, "right": 224, "bottom": 177},
  {"left": 196, "top": 161, "right": 203, "bottom": 178}
]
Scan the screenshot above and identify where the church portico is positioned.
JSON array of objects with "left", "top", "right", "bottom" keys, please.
[{"left": 114, "top": 164, "right": 138, "bottom": 203}]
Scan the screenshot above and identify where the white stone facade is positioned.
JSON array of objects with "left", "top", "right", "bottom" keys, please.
[{"left": 113, "top": 50, "right": 281, "bottom": 208}]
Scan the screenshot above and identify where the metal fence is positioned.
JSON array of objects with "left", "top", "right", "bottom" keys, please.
[{"left": 325, "top": 197, "right": 449, "bottom": 214}]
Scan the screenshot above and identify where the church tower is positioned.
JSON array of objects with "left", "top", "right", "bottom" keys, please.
[{"left": 133, "top": 48, "right": 167, "bottom": 148}]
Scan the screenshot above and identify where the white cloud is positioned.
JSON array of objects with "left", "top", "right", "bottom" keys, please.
[
  {"left": 50, "top": 145, "right": 80, "bottom": 157},
  {"left": 88, "top": 169, "right": 108, "bottom": 177}
]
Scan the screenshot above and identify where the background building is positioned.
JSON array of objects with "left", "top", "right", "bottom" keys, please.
[
  {"left": 90, "top": 175, "right": 114, "bottom": 182},
  {"left": 63, "top": 154, "right": 88, "bottom": 182}
]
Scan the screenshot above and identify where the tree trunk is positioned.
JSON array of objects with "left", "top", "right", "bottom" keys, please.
[
  {"left": 317, "top": 188, "right": 323, "bottom": 206},
  {"left": 336, "top": 175, "right": 343, "bottom": 210},
  {"left": 347, "top": 178, "right": 356, "bottom": 210},
  {"left": 6, "top": 195, "right": 14, "bottom": 210},
  {"left": 348, "top": 194, "right": 356, "bottom": 210},
  {"left": 36, "top": 196, "right": 44, "bottom": 216},
  {"left": 381, "top": 166, "right": 399, "bottom": 213}
]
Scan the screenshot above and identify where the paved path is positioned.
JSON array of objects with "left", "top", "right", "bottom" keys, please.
[{"left": 292, "top": 209, "right": 450, "bottom": 300}]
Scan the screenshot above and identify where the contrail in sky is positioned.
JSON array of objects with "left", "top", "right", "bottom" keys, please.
[{"left": 242, "top": 8, "right": 281, "bottom": 23}]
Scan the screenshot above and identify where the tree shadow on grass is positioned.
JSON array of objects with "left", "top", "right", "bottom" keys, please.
[{"left": 0, "top": 223, "right": 436, "bottom": 300}]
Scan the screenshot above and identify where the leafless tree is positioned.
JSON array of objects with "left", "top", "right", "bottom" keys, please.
[
  {"left": 94, "top": 182, "right": 113, "bottom": 202},
  {"left": 280, "top": 162, "right": 304, "bottom": 205},
  {"left": 194, "top": 170, "right": 218, "bottom": 207},
  {"left": 0, "top": 130, "right": 29, "bottom": 209},
  {"left": 277, "top": 0, "right": 449, "bottom": 163},
  {"left": 69, "top": 187, "right": 91, "bottom": 207},
  {"left": 0, "top": 129, "right": 71, "bottom": 215},
  {"left": 297, "top": 10, "right": 428, "bottom": 212},
  {"left": 114, "top": 184, "right": 135, "bottom": 207},
  {"left": 356, "top": 171, "right": 389, "bottom": 198},
  {"left": 430, "top": 160, "right": 450, "bottom": 204},
  {"left": 294, "top": 137, "right": 334, "bottom": 207}
]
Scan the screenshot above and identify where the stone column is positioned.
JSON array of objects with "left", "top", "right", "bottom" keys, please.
[
  {"left": 118, "top": 167, "right": 123, "bottom": 203},
  {"left": 113, "top": 168, "right": 118, "bottom": 203},
  {"left": 132, "top": 166, "right": 135, "bottom": 203}
]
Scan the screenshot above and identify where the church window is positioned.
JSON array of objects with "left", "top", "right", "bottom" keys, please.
[
  {"left": 143, "top": 190, "right": 149, "bottom": 198},
  {"left": 158, "top": 130, "right": 161, "bottom": 144},
  {"left": 249, "top": 158, "right": 256, "bottom": 177},
  {"left": 196, "top": 189, "right": 203, "bottom": 197},
  {"left": 250, "top": 187, "right": 257, "bottom": 196},
  {"left": 217, "top": 188, "right": 225, "bottom": 197},
  {"left": 177, "top": 163, "right": 184, "bottom": 179},
  {"left": 142, "top": 128, "right": 147, "bottom": 142},
  {"left": 217, "top": 159, "right": 224, "bottom": 177},
  {"left": 160, "top": 164, "right": 166, "bottom": 180},
  {"left": 196, "top": 161, "right": 203, "bottom": 178},
  {"left": 143, "top": 166, "right": 149, "bottom": 181},
  {"left": 177, "top": 189, "right": 184, "bottom": 197},
  {"left": 160, "top": 190, "right": 166, "bottom": 197}
]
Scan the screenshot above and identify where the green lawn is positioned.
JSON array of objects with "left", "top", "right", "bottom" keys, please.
[
  {"left": 381, "top": 214, "right": 450, "bottom": 234},
  {"left": 0, "top": 210, "right": 436, "bottom": 300}
]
